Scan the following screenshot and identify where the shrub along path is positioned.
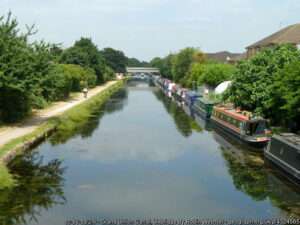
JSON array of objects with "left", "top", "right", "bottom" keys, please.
[{"left": 0, "top": 81, "right": 117, "bottom": 148}]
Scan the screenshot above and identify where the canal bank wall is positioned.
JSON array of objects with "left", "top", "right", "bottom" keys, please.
[{"left": 0, "top": 80, "right": 125, "bottom": 166}]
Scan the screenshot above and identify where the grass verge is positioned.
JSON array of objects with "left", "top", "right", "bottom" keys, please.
[{"left": 0, "top": 163, "right": 16, "bottom": 190}]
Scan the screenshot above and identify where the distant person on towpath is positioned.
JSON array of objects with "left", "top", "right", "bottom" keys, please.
[{"left": 83, "top": 87, "right": 88, "bottom": 98}]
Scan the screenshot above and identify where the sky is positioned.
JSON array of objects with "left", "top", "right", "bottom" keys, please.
[{"left": 1, "top": 0, "right": 300, "bottom": 61}]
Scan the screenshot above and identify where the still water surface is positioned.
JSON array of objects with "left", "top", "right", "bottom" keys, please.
[{"left": 1, "top": 81, "right": 300, "bottom": 225}]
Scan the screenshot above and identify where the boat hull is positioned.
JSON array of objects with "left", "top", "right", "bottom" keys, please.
[
  {"left": 211, "top": 116, "right": 269, "bottom": 149},
  {"left": 192, "top": 104, "right": 211, "bottom": 120},
  {"left": 264, "top": 135, "right": 300, "bottom": 182}
]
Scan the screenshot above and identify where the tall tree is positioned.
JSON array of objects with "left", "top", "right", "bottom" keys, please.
[
  {"left": 100, "top": 48, "right": 127, "bottom": 73},
  {"left": 60, "top": 38, "right": 106, "bottom": 83},
  {"left": 0, "top": 13, "right": 53, "bottom": 122},
  {"left": 226, "top": 44, "right": 300, "bottom": 125},
  {"left": 171, "top": 48, "right": 205, "bottom": 82},
  {"left": 150, "top": 55, "right": 174, "bottom": 79}
]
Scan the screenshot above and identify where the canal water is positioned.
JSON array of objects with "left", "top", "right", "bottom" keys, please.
[{"left": 1, "top": 80, "right": 300, "bottom": 225}]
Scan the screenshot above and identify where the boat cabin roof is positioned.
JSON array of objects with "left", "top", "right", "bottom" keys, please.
[
  {"left": 276, "top": 133, "right": 300, "bottom": 149},
  {"left": 213, "top": 106, "right": 266, "bottom": 122}
]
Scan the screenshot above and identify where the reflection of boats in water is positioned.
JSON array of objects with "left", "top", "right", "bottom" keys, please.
[
  {"left": 153, "top": 89, "right": 202, "bottom": 137},
  {"left": 214, "top": 131, "right": 300, "bottom": 216},
  {"left": 193, "top": 113, "right": 213, "bottom": 131},
  {"left": 212, "top": 130, "right": 261, "bottom": 166},
  {"left": 180, "top": 102, "right": 213, "bottom": 132},
  {"left": 266, "top": 171, "right": 300, "bottom": 217},
  {"left": 265, "top": 133, "right": 300, "bottom": 184}
]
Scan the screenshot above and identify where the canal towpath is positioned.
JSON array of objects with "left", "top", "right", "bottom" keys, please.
[{"left": 0, "top": 81, "right": 117, "bottom": 149}]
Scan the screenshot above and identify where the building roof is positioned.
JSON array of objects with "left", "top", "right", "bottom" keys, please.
[
  {"left": 206, "top": 51, "right": 245, "bottom": 63},
  {"left": 247, "top": 23, "right": 300, "bottom": 49}
]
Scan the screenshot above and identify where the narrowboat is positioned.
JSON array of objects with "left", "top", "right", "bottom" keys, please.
[
  {"left": 175, "top": 87, "right": 187, "bottom": 102},
  {"left": 158, "top": 79, "right": 170, "bottom": 94},
  {"left": 265, "top": 133, "right": 300, "bottom": 182},
  {"left": 193, "top": 112, "right": 213, "bottom": 131},
  {"left": 183, "top": 91, "right": 201, "bottom": 107},
  {"left": 170, "top": 84, "right": 180, "bottom": 99},
  {"left": 155, "top": 77, "right": 164, "bottom": 89},
  {"left": 172, "top": 86, "right": 184, "bottom": 102},
  {"left": 167, "top": 82, "right": 176, "bottom": 98},
  {"left": 211, "top": 105, "right": 270, "bottom": 148},
  {"left": 192, "top": 97, "right": 217, "bottom": 120}
]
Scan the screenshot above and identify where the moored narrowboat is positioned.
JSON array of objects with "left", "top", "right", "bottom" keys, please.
[
  {"left": 211, "top": 105, "right": 271, "bottom": 148},
  {"left": 265, "top": 133, "right": 300, "bottom": 182},
  {"left": 167, "top": 82, "right": 176, "bottom": 98},
  {"left": 192, "top": 97, "right": 217, "bottom": 120},
  {"left": 183, "top": 91, "right": 201, "bottom": 107}
]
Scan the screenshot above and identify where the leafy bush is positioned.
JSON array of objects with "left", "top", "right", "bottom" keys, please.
[
  {"left": 150, "top": 48, "right": 205, "bottom": 82},
  {"left": 226, "top": 44, "right": 300, "bottom": 128},
  {"left": 184, "top": 63, "right": 236, "bottom": 88},
  {"left": 273, "top": 60, "right": 300, "bottom": 129},
  {"left": 57, "top": 64, "right": 97, "bottom": 92},
  {"left": 198, "top": 63, "right": 236, "bottom": 86},
  {"left": 171, "top": 47, "right": 205, "bottom": 82},
  {"left": 42, "top": 64, "right": 73, "bottom": 101},
  {"left": 102, "top": 66, "right": 115, "bottom": 82}
]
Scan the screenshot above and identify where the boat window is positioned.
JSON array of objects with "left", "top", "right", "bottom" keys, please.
[{"left": 247, "top": 121, "right": 266, "bottom": 135}]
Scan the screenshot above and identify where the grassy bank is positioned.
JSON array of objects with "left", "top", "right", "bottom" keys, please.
[
  {"left": 0, "top": 80, "right": 124, "bottom": 167},
  {"left": 50, "top": 80, "right": 124, "bottom": 144},
  {"left": 0, "top": 164, "right": 15, "bottom": 190}
]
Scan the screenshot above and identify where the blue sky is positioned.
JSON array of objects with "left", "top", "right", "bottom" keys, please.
[{"left": 1, "top": 0, "right": 300, "bottom": 61}]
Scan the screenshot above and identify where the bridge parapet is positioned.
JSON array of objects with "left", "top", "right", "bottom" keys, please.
[{"left": 126, "top": 67, "right": 160, "bottom": 74}]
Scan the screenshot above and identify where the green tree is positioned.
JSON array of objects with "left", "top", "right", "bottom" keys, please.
[
  {"left": 226, "top": 44, "right": 300, "bottom": 124},
  {"left": 102, "top": 65, "right": 115, "bottom": 82},
  {"left": 41, "top": 64, "right": 73, "bottom": 102},
  {"left": 172, "top": 48, "right": 195, "bottom": 82},
  {"left": 0, "top": 13, "right": 53, "bottom": 122},
  {"left": 184, "top": 63, "right": 206, "bottom": 87},
  {"left": 198, "top": 63, "right": 236, "bottom": 86},
  {"left": 150, "top": 54, "right": 174, "bottom": 79},
  {"left": 101, "top": 48, "right": 127, "bottom": 73},
  {"left": 60, "top": 38, "right": 106, "bottom": 83},
  {"left": 59, "top": 64, "right": 97, "bottom": 91},
  {"left": 171, "top": 48, "right": 205, "bottom": 82},
  {"left": 273, "top": 61, "right": 300, "bottom": 129},
  {"left": 49, "top": 44, "right": 63, "bottom": 62}
]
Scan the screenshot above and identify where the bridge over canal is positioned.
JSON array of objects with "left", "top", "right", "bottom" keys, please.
[{"left": 126, "top": 67, "right": 160, "bottom": 74}]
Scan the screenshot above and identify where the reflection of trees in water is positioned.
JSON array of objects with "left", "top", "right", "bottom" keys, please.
[
  {"left": 0, "top": 152, "right": 66, "bottom": 225},
  {"left": 221, "top": 148, "right": 268, "bottom": 201},
  {"left": 216, "top": 131, "right": 300, "bottom": 217},
  {"left": 50, "top": 88, "right": 128, "bottom": 145},
  {"left": 266, "top": 172, "right": 300, "bottom": 217},
  {"left": 153, "top": 89, "right": 202, "bottom": 137}
]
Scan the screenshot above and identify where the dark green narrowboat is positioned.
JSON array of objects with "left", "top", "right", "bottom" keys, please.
[
  {"left": 192, "top": 97, "right": 216, "bottom": 120},
  {"left": 265, "top": 133, "right": 300, "bottom": 183}
]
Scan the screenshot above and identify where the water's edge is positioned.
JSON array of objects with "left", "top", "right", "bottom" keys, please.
[{"left": 0, "top": 80, "right": 125, "bottom": 166}]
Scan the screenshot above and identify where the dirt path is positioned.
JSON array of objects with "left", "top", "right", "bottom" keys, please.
[{"left": 0, "top": 81, "right": 117, "bottom": 148}]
